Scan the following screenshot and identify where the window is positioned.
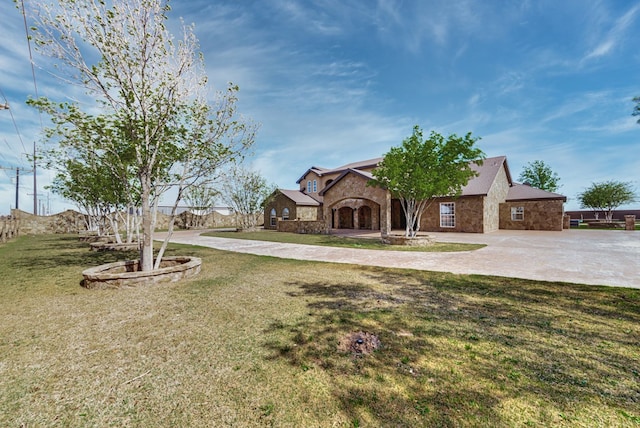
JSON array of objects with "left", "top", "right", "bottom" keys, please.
[
  {"left": 307, "top": 180, "right": 312, "bottom": 193},
  {"left": 282, "top": 208, "right": 290, "bottom": 220},
  {"left": 270, "top": 208, "right": 276, "bottom": 226},
  {"left": 511, "top": 206, "right": 524, "bottom": 221},
  {"left": 313, "top": 180, "right": 317, "bottom": 192},
  {"left": 440, "top": 202, "right": 455, "bottom": 228}
]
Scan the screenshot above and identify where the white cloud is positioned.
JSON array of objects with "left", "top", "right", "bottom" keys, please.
[{"left": 582, "top": 3, "right": 640, "bottom": 63}]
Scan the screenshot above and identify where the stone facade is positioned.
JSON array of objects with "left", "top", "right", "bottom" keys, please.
[
  {"left": 264, "top": 191, "right": 322, "bottom": 230},
  {"left": 420, "top": 196, "right": 486, "bottom": 233},
  {"left": 625, "top": 215, "right": 636, "bottom": 231},
  {"left": 320, "top": 172, "right": 391, "bottom": 235},
  {"left": 483, "top": 166, "right": 510, "bottom": 232},
  {"left": 277, "top": 219, "right": 327, "bottom": 234},
  {"left": 499, "top": 200, "right": 565, "bottom": 231}
]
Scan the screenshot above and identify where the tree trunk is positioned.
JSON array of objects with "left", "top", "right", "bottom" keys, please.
[
  {"left": 107, "top": 213, "right": 123, "bottom": 244},
  {"left": 139, "top": 177, "right": 154, "bottom": 272}
]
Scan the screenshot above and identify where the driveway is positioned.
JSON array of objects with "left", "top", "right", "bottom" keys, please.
[{"left": 156, "top": 229, "right": 640, "bottom": 289}]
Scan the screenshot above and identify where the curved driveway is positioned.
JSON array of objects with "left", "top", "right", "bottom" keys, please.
[{"left": 157, "top": 229, "right": 640, "bottom": 289}]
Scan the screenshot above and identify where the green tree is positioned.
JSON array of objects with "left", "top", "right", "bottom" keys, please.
[
  {"left": 42, "top": 111, "right": 140, "bottom": 242},
  {"left": 220, "top": 167, "right": 276, "bottom": 231},
  {"left": 25, "top": 0, "right": 256, "bottom": 271},
  {"left": 369, "top": 126, "right": 485, "bottom": 237},
  {"left": 577, "top": 181, "right": 637, "bottom": 222},
  {"left": 48, "top": 157, "right": 128, "bottom": 238},
  {"left": 518, "top": 160, "right": 561, "bottom": 192}
]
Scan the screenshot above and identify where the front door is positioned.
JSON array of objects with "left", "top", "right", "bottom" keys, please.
[
  {"left": 338, "top": 207, "right": 354, "bottom": 229},
  {"left": 358, "top": 206, "right": 372, "bottom": 229}
]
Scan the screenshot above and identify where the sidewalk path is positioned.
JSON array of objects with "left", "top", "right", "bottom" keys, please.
[{"left": 156, "top": 229, "right": 640, "bottom": 289}]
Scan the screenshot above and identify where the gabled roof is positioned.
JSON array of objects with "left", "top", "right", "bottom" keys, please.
[
  {"left": 296, "top": 157, "right": 382, "bottom": 183},
  {"left": 318, "top": 168, "right": 373, "bottom": 196},
  {"left": 334, "top": 157, "right": 382, "bottom": 171},
  {"left": 318, "top": 156, "right": 511, "bottom": 197},
  {"left": 461, "top": 156, "right": 512, "bottom": 196},
  {"left": 297, "top": 154, "right": 567, "bottom": 202},
  {"left": 506, "top": 183, "right": 567, "bottom": 202},
  {"left": 278, "top": 189, "right": 321, "bottom": 206},
  {"left": 295, "top": 166, "right": 329, "bottom": 184}
]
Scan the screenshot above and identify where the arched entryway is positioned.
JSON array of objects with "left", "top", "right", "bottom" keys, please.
[
  {"left": 330, "top": 199, "right": 380, "bottom": 230},
  {"left": 338, "top": 207, "right": 354, "bottom": 229}
]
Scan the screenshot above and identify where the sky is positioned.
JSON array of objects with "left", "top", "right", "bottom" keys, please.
[{"left": 1, "top": 0, "right": 639, "bottom": 215}]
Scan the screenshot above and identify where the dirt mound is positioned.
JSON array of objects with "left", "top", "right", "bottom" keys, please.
[{"left": 337, "top": 331, "right": 381, "bottom": 356}]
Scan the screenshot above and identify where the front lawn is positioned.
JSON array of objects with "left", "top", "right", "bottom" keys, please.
[{"left": 1, "top": 235, "right": 638, "bottom": 426}]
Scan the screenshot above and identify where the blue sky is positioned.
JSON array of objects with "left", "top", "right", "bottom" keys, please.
[{"left": 1, "top": 0, "right": 639, "bottom": 215}]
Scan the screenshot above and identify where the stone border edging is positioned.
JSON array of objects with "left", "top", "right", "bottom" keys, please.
[{"left": 82, "top": 256, "right": 202, "bottom": 289}]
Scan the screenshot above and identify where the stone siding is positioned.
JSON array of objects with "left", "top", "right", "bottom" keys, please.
[
  {"left": 263, "top": 191, "right": 321, "bottom": 230},
  {"left": 321, "top": 172, "right": 390, "bottom": 235},
  {"left": 297, "top": 206, "right": 322, "bottom": 221},
  {"left": 420, "top": 196, "right": 486, "bottom": 233},
  {"left": 277, "top": 219, "right": 327, "bottom": 234},
  {"left": 625, "top": 215, "right": 636, "bottom": 230},
  {"left": 499, "top": 200, "right": 564, "bottom": 231},
  {"left": 483, "top": 167, "right": 510, "bottom": 232}
]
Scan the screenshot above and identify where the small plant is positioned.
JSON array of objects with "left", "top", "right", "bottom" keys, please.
[
  {"left": 414, "top": 398, "right": 431, "bottom": 415},
  {"left": 259, "top": 403, "right": 275, "bottom": 417},
  {"left": 508, "top": 370, "right": 522, "bottom": 381},
  {"left": 300, "top": 362, "right": 311, "bottom": 372}
]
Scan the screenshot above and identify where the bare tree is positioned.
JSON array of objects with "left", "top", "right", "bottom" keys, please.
[
  {"left": 183, "top": 185, "right": 219, "bottom": 228},
  {"left": 220, "top": 167, "right": 275, "bottom": 231}
]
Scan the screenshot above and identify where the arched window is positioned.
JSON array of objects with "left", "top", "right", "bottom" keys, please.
[
  {"left": 270, "top": 208, "right": 277, "bottom": 227},
  {"left": 282, "top": 208, "right": 290, "bottom": 220}
]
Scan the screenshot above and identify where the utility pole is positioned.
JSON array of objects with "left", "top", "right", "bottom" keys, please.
[
  {"left": 1, "top": 166, "right": 34, "bottom": 212},
  {"left": 15, "top": 167, "right": 19, "bottom": 210},
  {"left": 33, "top": 141, "right": 37, "bottom": 215}
]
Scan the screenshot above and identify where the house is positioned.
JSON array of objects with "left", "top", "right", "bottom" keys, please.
[{"left": 264, "top": 155, "right": 567, "bottom": 234}]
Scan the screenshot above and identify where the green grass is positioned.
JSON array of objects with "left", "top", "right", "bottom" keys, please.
[
  {"left": 204, "top": 229, "right": 486, "bottom": 252},
  {"left": 1, "top": 234, "right": 639, "bottom": 427},
  {"left": 575, "top": 222, "right": 640, "bottom": 230}
]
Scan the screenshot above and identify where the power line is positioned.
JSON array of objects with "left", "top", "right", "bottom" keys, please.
[
  {"left": 20, "top": 0, "right": 43, "bottom": 115},
  {"left": 20, "top": 0, "right": 45, "bottom": 214},
  {"left": 0, "top": 88, "right": 29, "bottom": 168}
]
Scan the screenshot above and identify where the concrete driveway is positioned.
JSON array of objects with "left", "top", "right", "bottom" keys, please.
[{"left": 157, "top": 229, "right": 640, "bottom": 289}]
